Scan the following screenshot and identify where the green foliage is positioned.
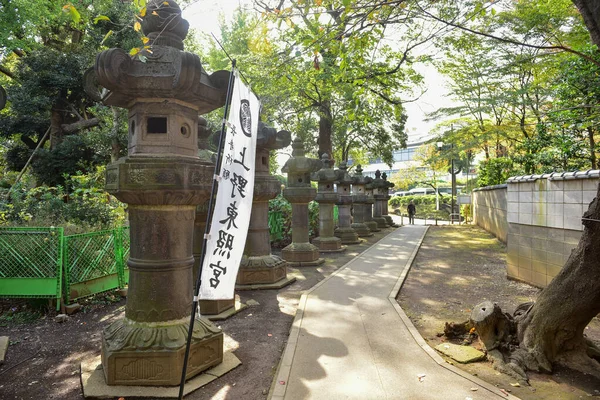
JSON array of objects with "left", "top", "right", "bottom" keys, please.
[
  {"left": 31, "top": 135, "right": 95, "bottom": 186},
  {"left": 268, "top": 193, "right": 320, "bottom": 246},
  {"left": 477, "top": 157, "right": 520, "bottom": 187},
  {"left": 0, "top": 166, "right": 125, "bottom": 229}
]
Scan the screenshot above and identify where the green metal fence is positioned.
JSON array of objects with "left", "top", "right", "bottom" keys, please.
[
  {"left": 0, "top": 227, "right": 64, "bottom": 310},
  {"left": 0, "top": 226, "right": 130, "bottom": 309},
  {"left": 63, "top": 228, "right": 126, "bottom": 304}
]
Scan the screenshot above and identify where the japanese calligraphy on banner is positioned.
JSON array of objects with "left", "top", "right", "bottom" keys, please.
[{"left": 199, "top": 71, "right": 259, "bottom": 300}]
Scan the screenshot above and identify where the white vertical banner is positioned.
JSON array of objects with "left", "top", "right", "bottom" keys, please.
[{"left": 199, "top": 70, "right": 259, "bottom": 300}]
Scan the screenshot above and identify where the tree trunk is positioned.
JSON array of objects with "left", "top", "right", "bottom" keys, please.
[
  {"left": 49, "top": 106, "right": 64, "bottom": 149},
  {"left": 318, "top": 100, "right": 333, "bottom": 159},
  {"left": 587, "top": 121, "right": 597, "bottom": 170}
]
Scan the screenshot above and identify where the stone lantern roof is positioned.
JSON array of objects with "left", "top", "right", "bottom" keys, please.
[
  {"left": 351, "top": 164, "right": 368, "bottom": 186},
  {"left": 382, "top": 172, "right": 395, "bottom": 193},
  {"left": 257, "top": 122, "right": 291, "bottom": 150},
  {"left": 335, "top": 161, "right": 353, "bottom": 186},
  {"left": 312, "top": 153, "right": 337, "bottom": 184},
  {"left": 281, "top": 138, "right": 322, "bottom": 188},
  {"left": 94, "top": 0, "right": 229, "bottom": 114}
]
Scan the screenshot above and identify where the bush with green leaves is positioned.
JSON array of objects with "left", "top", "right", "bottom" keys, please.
[
  {"left": 477, "top": 157, "right": 520, "bottom": 187},
  {"left": 0, "top": 167, "right": 125, "bottom": 231},
  {"left": 268, "top": 193, "right": 320, "bottom": 247}
]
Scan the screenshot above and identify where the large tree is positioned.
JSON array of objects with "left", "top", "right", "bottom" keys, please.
[{"left": 0, "top": 0, "right": 140, "bottom": 184}]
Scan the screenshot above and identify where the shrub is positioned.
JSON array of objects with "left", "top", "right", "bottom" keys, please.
[
  {"left": 268, "top": 194, "right": 320, "bottom": 247},
  {"left": 0, "top": 166, "right": 125, "bottom": 230}
]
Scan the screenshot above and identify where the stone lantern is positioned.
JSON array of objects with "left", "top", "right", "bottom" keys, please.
[
  {"left": 312, "top": 154, "right": 345, "bottom": 252},
  {"left": 372, "top": 170, "right": 390, "bottom": 228},
  {"left": 94, "top": 0, "right": 228, "bottom": 386},
  {"left": 382, "top": 172, "right": 398, "bottom": 227},
  {"left": 281, "top": 138, "right": 324, "bottom": 266},
  {"left": 334, "top": 162, "right": 360, "bottom": 245},
  {"left": 364, "top": 178, "right": 381, "bottom": 233},
  {"left": 236, "top": 122, "right": 295, "bottom": 287},
  {"left": 351, "top": 165, "right": 373, "bottom": 237}
]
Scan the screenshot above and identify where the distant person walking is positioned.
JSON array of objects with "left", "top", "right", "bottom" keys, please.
[{"left": 407, "top": 200, "right": 416, "bottom": 225}]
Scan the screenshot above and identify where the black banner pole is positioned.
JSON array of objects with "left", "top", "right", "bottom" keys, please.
[{"left": 178, "top": 59, "right": 237, "bottom": 400}]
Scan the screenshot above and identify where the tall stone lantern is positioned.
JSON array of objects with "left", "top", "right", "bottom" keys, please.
[
  {"left": 351, "top": 165, "right": 373, "bottom": 237},
  {"left": 312, "top": 154, "right": 345, "bottom": 252},
  {"left": 382, "top": 172, "right": 398, "bottom": 227},
  {"left": 236, "top": 122, "right": 294, "bottom": 287},
  {"left": 281, "top": 138, "right": 324, "bottom": 266},
  {"left": 334, "top": 162, "right": 360, "bottom": 244},
  {"left": 372, "top": 170, "right": 390, "bottom": 228},
  {"left": 364, "top": 178, "right": 381, "bottom": 233},
  {"left": 94, "top": 0, "right": 228, "bottom": 386}
]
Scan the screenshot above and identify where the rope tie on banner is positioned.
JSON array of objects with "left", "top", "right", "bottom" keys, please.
[
  {"left": 204, "top": 234, "right": 211, "bottom": 240},
  {"left": 213, "top": 174, "right": 221, "bottom": 182}
]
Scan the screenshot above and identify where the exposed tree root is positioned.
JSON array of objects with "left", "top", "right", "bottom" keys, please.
[{"left": 585, "top": 337, "right": 600, "bottom": 360}]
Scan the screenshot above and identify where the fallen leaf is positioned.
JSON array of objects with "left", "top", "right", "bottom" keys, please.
[
  {"left": 268, "top": 333, "right": 273, "bottom": 337},
  {"left": 470, "top": 387, "right": 478, "bottom": 391},
  {"left": 510, "top": 382, "right": 520, "bottom": 387},
  {"left": 279, "top": 381, "right": 286, "bottom": 385}
]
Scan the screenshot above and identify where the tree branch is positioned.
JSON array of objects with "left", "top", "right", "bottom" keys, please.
[
  {"left": 61, "top": 118, "right": 99, "bottom": 134},
  {"left": 417, "top": 2, "right": 600, "bottom": 68},
  {"left": 0, "top": 64, "right": 15, "bottom": 80}
]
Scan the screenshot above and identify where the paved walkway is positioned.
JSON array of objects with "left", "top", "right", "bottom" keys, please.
[{"left": 271, "top": 225, "right": 518, "bottom": 400}]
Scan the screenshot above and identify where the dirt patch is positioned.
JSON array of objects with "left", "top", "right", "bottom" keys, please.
[
  {"left": 398, "top": 225, "right": 600, "bottom": 400},
  {"left": 0, "top": 229, "right": 395, "bottom": 400}
]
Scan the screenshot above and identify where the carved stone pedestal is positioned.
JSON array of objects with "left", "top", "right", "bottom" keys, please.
[
  {"left": 364, "top": 181, "right": 381, "bottom": 233},
  {"left": 372, "top": 170, "right": 390, "bottom": 228},
  {"left": 312, "top": 154, "right": 345, "bottom": 253},
  {"left": 281, "top": 139, "right": 324, "bottom": 266},
  {"left": 237, "top": 125, "right": 294, "bottom": 287},
  {"left": 334, "top": 162, "right": 360, "bottom": 245},
  {"left": 351, "top": 165, "right": 373, "bottom": 237}
]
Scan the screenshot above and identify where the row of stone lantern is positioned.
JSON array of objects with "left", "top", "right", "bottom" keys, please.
[{"left": 278, "top": 139, "right": 398, "bottom": 267}]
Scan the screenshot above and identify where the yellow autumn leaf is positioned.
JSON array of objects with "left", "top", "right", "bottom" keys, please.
[
  {"left": 316, "top": 0, "right": 322, "bottom": 6},
  {"left": 129, "top": 47, "right": 140, "bottom": 56},
  {"left": 152, "top": 11, "right": 159, "bottom": 16},
  {"left": 163, "top": 1, "right": 169, "bottom": 4},
  {"left": 140, "top": 7, "right": 146, "bottom": 17},
  {"left": 142, "top": 36, "right": 150, "bottom": 44},
  {"left": 134, "top": 21, "right": 141, "bottom": 31}
]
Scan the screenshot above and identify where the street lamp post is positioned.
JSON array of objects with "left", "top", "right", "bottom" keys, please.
[{"left": 437, "top": 140, "right": 461, "bottom": 224}]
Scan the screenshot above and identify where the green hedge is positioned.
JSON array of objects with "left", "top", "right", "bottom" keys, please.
[{"left": 388, "top": 194, "right": 449, "bottom": 208}]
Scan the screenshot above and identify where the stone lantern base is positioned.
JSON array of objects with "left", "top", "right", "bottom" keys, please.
[
  {"left": 281, "top": 242, "right": 324, "bottom": 266},
  {"left": 237, "top": 254, "right": 288, "bottom": 285},
  {"left": 334, "top": 227, "right": 361, "bottom": 244},
  {"left": 384, "top": 215, "right": 398, "bottom": 227},
  {"left": 351, "top": 222, "right": 373, "bottom": 237},
  {"left": 101, "top": 317, "right": 223, "bottom": 386},
  {"left": 312, "top": 236, "right": 346, "bottom": 252},
  {"left": 199, "top": 299, "right": 235, "bottom": 315},
  {"left": 373, "top": 216, "right": 389, "bottom": 228},
  {"left": 365, "top": 220, "right": 380, "bottom": 232}
]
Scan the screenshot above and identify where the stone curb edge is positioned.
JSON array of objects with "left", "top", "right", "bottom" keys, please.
[
  {"left": 388, "top": 226, "right": 521, "bottom": 400},
  {"left": 268, "top": 227, "right": 402, "bottom": 400}
]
